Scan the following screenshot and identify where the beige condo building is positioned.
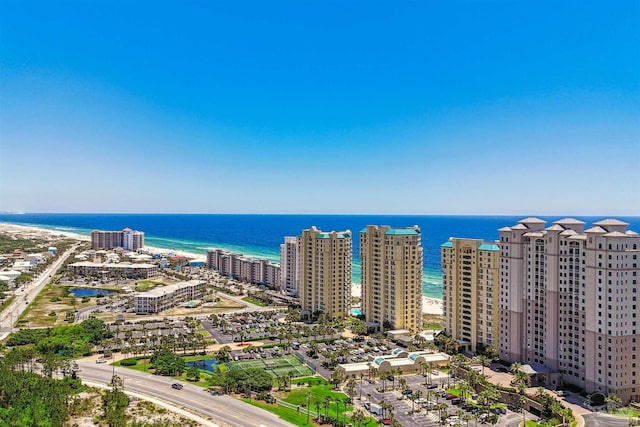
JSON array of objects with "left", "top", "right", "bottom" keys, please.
[
  {"left": 299, "top": 226, "right": 352, "bottom": 321},
  {"left": 498, "top": 218, "right": 640, "bottom": 403},
  {"left": 280, "top": 236, "right": 300, "bottom": 296},
  {"left": 441, "top": 238, "right": 499, "bottom": 352},
  {"left": 360, "top": 225, "right": 423, "bottom": 334}
]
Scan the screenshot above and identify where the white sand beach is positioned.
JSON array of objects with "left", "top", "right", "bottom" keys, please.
[
  {"left": 0, "top": 222, "right": 206, "bottom": 261},
  {"left": 351, "top": 282, "right": 443, "bottom": 316},
  {"left": 1, "top": 222, "right": 443, "bottom": 314}
]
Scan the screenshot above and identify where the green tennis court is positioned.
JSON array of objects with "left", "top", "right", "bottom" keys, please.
[{"left": 228, "top": 355, "right": 312, "bottom": 378}]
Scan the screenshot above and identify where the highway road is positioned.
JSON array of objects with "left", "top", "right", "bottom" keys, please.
[
  {"left": 76, "top": 359, "right": 295, "bottom": 427},
  {"left": 0, "top": 245, "right": 77, "bottom": 338}
]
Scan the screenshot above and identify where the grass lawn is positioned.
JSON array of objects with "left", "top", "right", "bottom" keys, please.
[
  {"left": 292, "top": 376, "right": 328, "bottom": 386},
  {"left": 284, "top": 383, "right": 352, "bottom": 422},
  {"left": 18, "top": 283, "right": 94, "bottom": 327},
  {"left": 134, "top": 279, "right": 167, "bottom": 292},
  {"left": 242, "top": 296, "right": 266, "bottom": 306},
  {"left": 0, "top": 296, "right": 15, "bottom": 313},
  {"left": 611, "top": 407, "right": 640, "bottom": 418},
  {"left": 242, "top": 397, "right": 378, "bottom": 427},
  {"left": 241, "top": 398, "right": 310, "bottom": 426}
]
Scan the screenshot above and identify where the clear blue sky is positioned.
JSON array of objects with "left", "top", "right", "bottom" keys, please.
[{"left": 1, "top": 1, "right": 638, "bottom": 215}]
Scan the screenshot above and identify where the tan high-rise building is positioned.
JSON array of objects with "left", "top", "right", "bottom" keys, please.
[
  {"left": 280, "top": 236, "right": 300, "bottom": 296},
  {"left": 441, "top": 238, "right": 499, "bottom": 353},
  {"left": 298, "top": 226, "right": 352, "bottom": 321},
  {"left": 498, "top": 218, "right": 640, "bottom": 403},
  {"left": 360, "top": 225, "right": 423, "bottom": 334}
]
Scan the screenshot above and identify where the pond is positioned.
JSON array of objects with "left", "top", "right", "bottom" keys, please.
[
  {"left": 186, "top": 358, "right": 220, "bottom": 373},
  {"left": 68, "top": 287, "right": 114, "bottom": 298}
]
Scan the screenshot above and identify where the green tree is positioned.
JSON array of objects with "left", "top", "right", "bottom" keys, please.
[
  {"left": 102, "top": 375, "right": 129, "bottom": 427},
  {"left": 150, "top": 347, "right": 185, "bottom": 376},
  {"left": 605, "top": 392, "right": 622, "bottom": 412},
  {"left": 187, "top": 366, "right": 201, "bottom": 382}
]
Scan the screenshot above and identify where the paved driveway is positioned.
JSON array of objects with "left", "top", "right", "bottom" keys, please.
[{"left": 583, "top": 413, "right": 629, "bottom": 427}]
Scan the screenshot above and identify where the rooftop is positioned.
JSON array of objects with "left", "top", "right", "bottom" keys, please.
[
  {"left": 136, "top": 280, "right": 204, "bottom": 297},
  {"left": 478, "top": 243, "right": 499, "bottom": 251},
  {"left": 385, "top": 229, "right": 420, "bottom": 235}
]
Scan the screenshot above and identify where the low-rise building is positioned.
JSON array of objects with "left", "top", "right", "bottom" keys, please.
[
  {"left": 134, "top": 280, "right": 206, "bottom": 313},
  {"left": 67, "top": 261, "right": 158, "bottom": 279},
  {"left": 337, "top": 348, "right": 450, "bottom": 376}
]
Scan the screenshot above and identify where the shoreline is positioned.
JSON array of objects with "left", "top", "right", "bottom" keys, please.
[
  {"left": 350, "top": 283, "right": 443, "bottom": 316},
  {"left": 1, "top": 221, "right": 444, "bottom": 315}
]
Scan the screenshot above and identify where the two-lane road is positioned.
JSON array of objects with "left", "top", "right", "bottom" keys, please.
[
  {"left": 0, "top": 245, "right": 78, "bottom": 338},
  {"left": 76, "top": 359, "right": 295, "bottom": 427}
]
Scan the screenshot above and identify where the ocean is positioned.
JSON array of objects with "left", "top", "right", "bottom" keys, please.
[{"left": 1, "top": 213, "right": 639, "bottom": 300}]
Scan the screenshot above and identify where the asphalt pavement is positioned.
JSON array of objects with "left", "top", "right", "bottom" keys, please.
[
  {"left": 0, "top": 245, "right": 77, "bottom": 339},
  {"left": 76, "top": 358, "right": 295, "bottom": 427}
]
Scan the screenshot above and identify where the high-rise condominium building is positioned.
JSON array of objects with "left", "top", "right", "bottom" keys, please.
[
  {"left": 280, "top": 236, "right": 300, "bottom": 296},
  {"left": 122, "top": 228, "right": 144, "bottom": 251},
  {"left": 91, "top": 227, "right": 144, "bottom": 250},
  {"left": 360, "top": 225, "right": 423, "bottom": 334},
  {"left": 299, "top": 226, "right": 352, "bottom": 321},
  {"left": 498, "top": 218, "right": 640, "bottom": 403},
  {"left": 441, "top": 238, "right": 499, "bottom": 352}
]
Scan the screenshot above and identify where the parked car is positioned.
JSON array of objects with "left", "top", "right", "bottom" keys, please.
[
  {"left": 171, "top": 383, "right": 183, "bottom": 390},
  {"left": 96, "top": 358, "right": 107, "bottom": 364},
  {"left": 427, "top": 383, "right": 438, "bottom": 389}
]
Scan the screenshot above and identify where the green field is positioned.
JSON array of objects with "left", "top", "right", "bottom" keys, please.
[
  {"left": 229, "top": 355, "right": 312, "bottom": 378},
  {"left": 242, "top": 296, "right": 267, "bottom": 306}
]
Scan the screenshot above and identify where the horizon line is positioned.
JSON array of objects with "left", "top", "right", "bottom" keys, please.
[{"left": 1, "top": 212, "right": 639, "bottom": 218}]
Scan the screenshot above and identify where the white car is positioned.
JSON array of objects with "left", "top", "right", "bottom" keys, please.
[{"left": 96, "top": 358, "right": 107, "bottom": 364}]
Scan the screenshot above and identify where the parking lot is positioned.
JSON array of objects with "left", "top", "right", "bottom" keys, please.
[{"left": 350, "top": 371, "right": 523, "bottom": 427}]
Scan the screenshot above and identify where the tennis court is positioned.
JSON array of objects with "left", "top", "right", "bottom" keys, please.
[{"left": 229, "top": 355, "right": 312, "bottom": 378}]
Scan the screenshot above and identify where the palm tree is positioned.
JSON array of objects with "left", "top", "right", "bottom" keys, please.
[
  {"left": 346, "top": 378, "right": 357, "bottom": 403},
  {"left": 359, "top": 371, "right": 365, "bottom": 400},
  {"left": 475, "top": 354, "right": 490, "bottom": 377},
  {"left": 412, "top": 389, "right": 423, "bottom": 414},
  {"left": 458, "top": 380, "right": 472, "bottom": 405},
  {"left": 352, "top": 408, "right": 367, "bottom": 427},
  {"left": 323, "top": 396, "right": 331, "bottom": 420},
  {"left": 605, "top": 392, "right": 622, "bottom": 413},
  {"left": 399, "top": 378, "right": 408, "bottom": 392}
]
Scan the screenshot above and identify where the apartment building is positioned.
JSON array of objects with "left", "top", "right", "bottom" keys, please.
[
  {"left": 441, "top": 238, "right": 499, "bottom": 352},
  {"left": 498, "top": 218, "right": 640, "bottom": 403},
  {"left": 299, "top": 226, "right": 352, "bottom": 321},
  {"left": 91, "top": 228, "right": 144, "bottom": 250},
  {"left": 206, "top": 248, "right": 280, "bottom": 288},
  {"left": 134, "top": 280, "right": 206, "bottom": 313},
  {"left": 67, "top": 261, "right": 158, "bottom": 279},
  {"left": 360, "top": 225, "right": 423, "bottom": 334},
  {"left": 280, "top": 236, "right": 300, "bottom": 296}
]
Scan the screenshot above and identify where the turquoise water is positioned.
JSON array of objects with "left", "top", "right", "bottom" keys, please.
[
  {"left": 4, "top": 214, "right": 638, "bottom": 301},
  {"left": 350, "top": 308, "right": 362, "bottom": 316}
]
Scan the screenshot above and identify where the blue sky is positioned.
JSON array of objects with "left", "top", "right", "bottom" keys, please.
[{"left": 1, "top": 1, "right": 638, "bottom": 215}]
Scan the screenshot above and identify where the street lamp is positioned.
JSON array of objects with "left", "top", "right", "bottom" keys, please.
[{"left": 306, "top": 393, "right": 311, "bottom": 424}]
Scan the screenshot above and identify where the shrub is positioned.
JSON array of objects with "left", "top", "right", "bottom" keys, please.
[{"left": 120, "top": 358, "right": 138, "bottom": 366}]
